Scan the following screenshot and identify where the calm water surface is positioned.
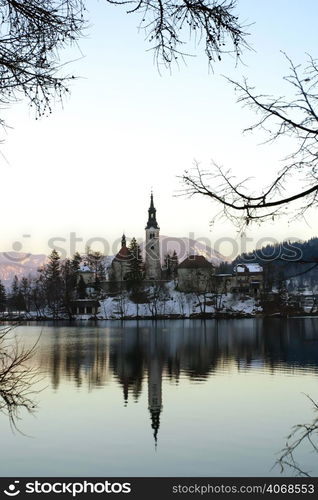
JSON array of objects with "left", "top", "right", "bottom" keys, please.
[{"left": 1, "top": 318, "right": 318, "bottom": 477}]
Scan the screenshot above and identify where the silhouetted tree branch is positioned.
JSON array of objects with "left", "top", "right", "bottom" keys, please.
[
  {"left": 0, "top": 0, "right": 249, "bottom": 138},
  {"left": 0, "top": 324, "right": 40, "bottom": 432},
  {"left": 0, "top": 1, "right": 87, "bottom": 130},
  {"left": 181, "top": 53, "right": 318, "bottom": 226},
  {"left": 276, "top": 394, "right": 318, "bottom": 477},
  {"left": 106, "top": 0, "right": 249, "bottom": 68}
]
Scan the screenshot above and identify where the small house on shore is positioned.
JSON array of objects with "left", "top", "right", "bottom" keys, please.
[
  {"left": 215, "top": 263, "right": 264, "bottom": 297},
  {"left": 177, "top": 255, "right": 215, "bottom": 292},
  {"left": 71, "top": 299, "right": 100, "bottom": 316}
]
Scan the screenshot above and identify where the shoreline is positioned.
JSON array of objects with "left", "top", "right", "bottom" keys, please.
[{"left": 1, "top": 311, "right": 318, "bottom": 322}]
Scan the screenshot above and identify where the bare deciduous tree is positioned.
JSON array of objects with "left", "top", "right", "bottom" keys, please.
[
  {"left": 181, "top": 53, "right": 318, "bottom": 226},
  {"left": 0, "top": 324, "right": 39, "bottom": 432}
]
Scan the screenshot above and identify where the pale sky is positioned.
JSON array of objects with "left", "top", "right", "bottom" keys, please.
[{"left": 1, "top": 0, "right": 318, "bottom": 260}]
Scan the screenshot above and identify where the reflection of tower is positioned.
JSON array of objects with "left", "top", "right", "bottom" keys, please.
[
  {"left": 148, "top": 330, "right": 163, "bottom": 448},
  {"left": 114, "top": 326, "right": 144, "bottom": 406},
  {"left": 145, "top": 192, "right": 161, "bottom": 280}
]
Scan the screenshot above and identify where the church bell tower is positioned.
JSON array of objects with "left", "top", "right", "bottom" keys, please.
[{"left": 145, "top": 192, "right": 161, "bottom": 280}]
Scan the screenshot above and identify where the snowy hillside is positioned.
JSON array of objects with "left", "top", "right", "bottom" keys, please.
[{"left": 98, "top": 284, "right": 261, "bottom": 320}]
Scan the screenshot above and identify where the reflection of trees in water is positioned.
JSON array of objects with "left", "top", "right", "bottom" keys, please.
[
  {"left": 0, "top": 325, "right": 39, "bottom": 432},
  {"left": 263, "top": 318, "right": 318, "bottom": 370},
  {"left": 15, "top": 318, "right": 318, "bottom": 447},
  {"left": 38, "top": 319, "right": 318, "bottom": 393},
  {"left": 39, "top": 328, "right": 111, "bottom": 390}
]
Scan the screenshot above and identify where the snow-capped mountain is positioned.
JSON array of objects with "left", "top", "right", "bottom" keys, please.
[
  {"left": 0, "top": 252, "right": 47, "bottom": 287},
  {"left": 106, "top": 236, "right": 228, "bottom": 268},
  {"left": 0, "top": 236, "right": 228, "bottom": 287},
  {"left": 156, "top": 235, "right": 228, "bottom": 265}
]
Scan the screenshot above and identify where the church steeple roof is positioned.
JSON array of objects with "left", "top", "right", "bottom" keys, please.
[
  {"left": 145, "top": 192, "right": 160, "bottom": 230},
  {"left": 150, "top": 408, "right": 161, "bottom": 449},
  {"left": 114, "top": 234, "right": 130, "bottom": 261}
]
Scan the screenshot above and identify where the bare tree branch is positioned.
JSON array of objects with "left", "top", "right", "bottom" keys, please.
[
  {"left": 0, "top": 323, "right": 40, "bottom": 433},
  {"left": 180, "top": 53, "right": 318, "bottom": 225},
  {"left": 0, "top": 0, "right": 87, "bottom": 131},
  {"left": 0, "top": 1, "right": 250, "bottom": 140},
  {"left": 106, "top": 0, "right": 250, "bottom": 69},
  {"left": 276, "top": 394, "right": 318, "bottom": 477}
]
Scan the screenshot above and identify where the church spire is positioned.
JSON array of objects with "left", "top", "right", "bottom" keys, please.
[
  {"left": 145, "top": 191, "right": 159, "bottom": 230},
  {"left": 150, "top": 408, "right": 161, "bottom": 449},
  {"left": 150, "top": 191, "right": 155, "bottom": 210},
  {"left": 121, "top": 233, "right": 126, "bottom": 248}
]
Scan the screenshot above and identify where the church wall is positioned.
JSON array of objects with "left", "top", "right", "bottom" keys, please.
[
  {"left": 178, "top": 268, "right": 214, "bottom": 293},
  {"left": 110, "top": 260, "right": 131, "bottom": 283},
  {"left": 145, "top": 228, "right": 161, "bottom": 280}
]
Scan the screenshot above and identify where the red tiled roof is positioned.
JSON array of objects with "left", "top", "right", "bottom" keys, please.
[
  {"left": 178, "top": 255, "right": 213, "bottom": 269},
  {"left": 114, "top": 246, "right": 131, "bottom": 261}
]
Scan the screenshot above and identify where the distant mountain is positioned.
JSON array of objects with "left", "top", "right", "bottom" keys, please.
[
  {"left": 105, "top": 236, "right": 228, "bottom": 270},
  {"left": 0, "top": 252, "right": 47, "bottom": 288},
  {"left": 142, "top": 235, "right": 228, "bottom": 266},
  {"left": 0, "top": 236, "right": 228, "bottom": 287}
]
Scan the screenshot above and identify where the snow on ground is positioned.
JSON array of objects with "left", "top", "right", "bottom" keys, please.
[
  {"left": 98, "top": 282, "right": 262, "bottom": 319},
  {"left": 3, "top": 283, "right": 262, "bottom": 320}
]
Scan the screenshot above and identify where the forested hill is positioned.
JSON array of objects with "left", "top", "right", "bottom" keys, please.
[{"left": 219, "top": 237, "right": 318, "bottom": 290}]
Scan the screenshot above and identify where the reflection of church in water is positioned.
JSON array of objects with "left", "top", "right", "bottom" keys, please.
[
  {"left": 39, "top": 318, "right": 318, "bottom": 447},
  {"left": 147, "top": 331, "right": 163, "bottom": 446},
  {"left": 118, "top": 328, "right": 164, "bottom": 447}
]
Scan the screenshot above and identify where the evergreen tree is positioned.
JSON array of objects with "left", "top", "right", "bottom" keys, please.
[
  {"left": 20, "top": 277, "right": 31, "bottom": 313},
  {"left": 128, "top": 238, "right": 143, "bottom": 282},
  {"left": 127, "top": 238, "right": 144, "bottom": 317},
  {"left": 10, "top": 275, "right": 19, "bottom": 309},
  {"left": 43, "top": 250, "right": 63, "bottom": 319},
  {"left": 60, "top": 257, "right": 78, "bottom": 319},
  {"left": 71, "top": 252, "right": 82, "bottom": 272},
  {"left": 0, "top": 279, "right": 6, "bottom": 313},
  {"left": 9, "top": 275, "right": 25, "bottom": 313},
  {"left": 164, "top": 250, "right": 179, "bottom": 280},
  {"left": 77, "top": 275, "right": 87, "bottom": 299},
  {"left": 86, "top": 247, "right": 105, "bottom": 290},
  {"left": 31, "top": 276, "right": 47, "bottom": 318}
]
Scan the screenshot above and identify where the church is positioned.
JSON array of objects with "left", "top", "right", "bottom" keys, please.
[{"left": 109, "top": 192, "right": 162, "bottom": 285}]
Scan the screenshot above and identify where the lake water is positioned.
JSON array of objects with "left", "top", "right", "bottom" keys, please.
[{"left": 1, "top": 318, "right": 318, "bottom": 477}]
